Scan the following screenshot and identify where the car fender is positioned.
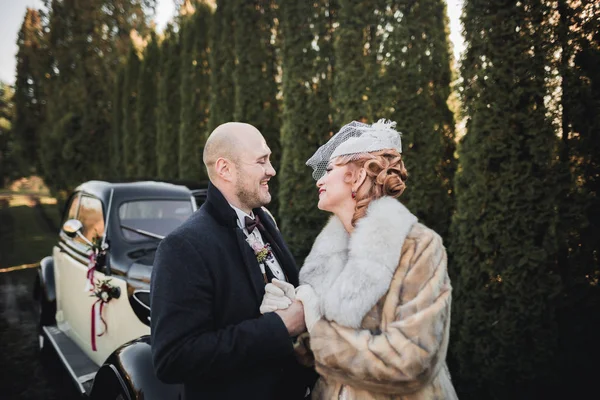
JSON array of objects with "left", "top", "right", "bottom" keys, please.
[
  {"left": 89, "top": 336, "right": 183, "bottom": 400},
  {"left": 37, "top": 256, "right": 56, "bottom": 302}
]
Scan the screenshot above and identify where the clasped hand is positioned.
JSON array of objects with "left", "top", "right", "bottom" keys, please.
[{"left": 260, "top": 279, "right": 321, "bottom": 332}]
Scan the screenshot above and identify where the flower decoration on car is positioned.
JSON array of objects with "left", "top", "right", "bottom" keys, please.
[
  {"left": 89, "top": 278, "right": 121, "bottom": 351},
  {"left": 85, "top": 232, "right": 108, "bottom": 291}
]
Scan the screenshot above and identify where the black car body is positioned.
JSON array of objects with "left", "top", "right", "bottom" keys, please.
[{"left": 33, "top": 180, "right": 207, "bottom": 399}]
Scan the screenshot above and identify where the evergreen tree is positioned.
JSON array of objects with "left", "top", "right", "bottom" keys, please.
[
  {"left": 450, "top": 1, "right": 561, "bottom": 398},
  {"left": 111, "top": 67, "right": 125, "bottom": 177},
  {"left": 135, "top": 31, "right": 160, "bottom": 178},
  {"left": 208, "top": 0, "right": 235, "bottom": 132},
  {"left": 122, "top": 44, "right": 141, "bottom": 178},
  {"left": 235, "top": 0, "right": 278, "bottom": 206},
  {"left": 329, "top": 1, "right": 456, "bottom": 240},
  {"left": 551, "top": 0, "right": 600, "bottom": 394},
  {"left": 13, "top": 8, "right": 44, "bottom": 174},
  {"left": 37, "top": 0, "right": 154, "bottom": 191},
  {"left": 0, "top": 83, "right": 16, "bottom": 186},
  {"left": 232, "top": 0, "right": 280, "bottom": 215},
  {"left": 384, "top": 0, "right": 456, "bottom": 241},
  {"left": 178, "top": 3, "right": 211, "bottom": 182},
  {"left": 278, "top": 0, "right": 336, "bottom": 261},
  {"left": 332, "top": 0, "right": 377, "bottom": 126},
  {"left": 157, "top": 24, "right": 181, "bottom": 180}
]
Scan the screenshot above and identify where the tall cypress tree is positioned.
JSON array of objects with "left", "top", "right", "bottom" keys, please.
[
  {"left": 136, "top": 31, "right": 160, "bottom": 178},
  {"left": 38, "top": 0, "right": 72, "bottom": 191},
  {"left": 278, "top": 0, "right": 336, "bottom": 261},
  {"left": 450, "top": 1, "right": 561, "bottom": 398},
  {"left": 329, "top": 0, "right": 456, "bottom": 240},
  {"left": 122, "top": 44, "right": 141, "bottom": 178},
  {"left": 232, "top": 0, "right": 280, "bottom": 215},
  {"left": 178, "top": 2, "right": 211, "bottom": 181},
  {"left": 37, "top": 0, "right": 153, "bottom": 191},
  {"left": 208, "top": 0, "right": 235, "bottom": 132},
  {"left": 385, "top": 0, "right": 456, "bottom": 241},
  {"left": 157, "top": 24, "right": 181, "bottom": 180},
  {"left": 0, "top": 83, "right": 15, "bottom": 185},
  {"left": 552, "top": 1, "right": 600, "bottom": 394},
  {"left": 332, "top": 0, "right": 376, "bottom": 126},
  {"left": 13, "top": 8, "right": 44, "bottom": 175},
  {"left": 111, "top": 67, "right": 125, "bottom": 178}
]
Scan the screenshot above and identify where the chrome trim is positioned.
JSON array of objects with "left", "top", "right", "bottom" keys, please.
[
  {"left": 102, "top": 189, "right": 114, "bottom": 249},
  {"left": 107, "top": 364, "right": 133, "bottom": 400},
  {"left": 58, "top": 241, "right": 90, "bottom": 266},
  {"left": 78, "top": 372, "right": 97, "bottom": 384},
  {"left": 120, "top": 225, "right": 165, "bottom": 240},
  {"left": 42, "top": 326, "right": 96, "bottom": 395},
  {"left": 132, "top": 290, "right": 151, "bottom": 314}
]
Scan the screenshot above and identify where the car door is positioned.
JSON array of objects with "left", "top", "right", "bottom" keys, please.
[
  {"left": 54, "top": 191, "right": 81, "bottom": 336},
  {"left": 56, "top": 192, "right": 151, "bottom": 366},
  {"left": 55, "top": 193, "right": 112, "bottom": 365}
]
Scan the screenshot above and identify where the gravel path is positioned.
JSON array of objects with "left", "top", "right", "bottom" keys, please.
[{"left": 0, "top": 268, "right": 81, "bottom": 400}]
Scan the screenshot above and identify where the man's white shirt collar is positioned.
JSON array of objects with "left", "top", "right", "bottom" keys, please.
[{"left": 230, "top": 204, "right": 254, "bottom": 231}]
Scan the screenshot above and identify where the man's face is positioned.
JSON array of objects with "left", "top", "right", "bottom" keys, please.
[{"left": 233, "top": 134, "right": 276, "bottom": 211}]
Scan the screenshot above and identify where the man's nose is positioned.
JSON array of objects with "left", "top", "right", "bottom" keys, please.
[{"left": 266, "top": 161, "right": 276, "bottom": 176}]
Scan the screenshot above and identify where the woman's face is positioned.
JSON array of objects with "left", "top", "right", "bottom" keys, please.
[{"left": 316, "top": 162, "right": 355, "bottom": 213}]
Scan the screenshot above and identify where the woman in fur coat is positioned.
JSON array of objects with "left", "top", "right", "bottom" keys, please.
[{"left": 261, "top": 119, "right": 458, "bottom": 399}]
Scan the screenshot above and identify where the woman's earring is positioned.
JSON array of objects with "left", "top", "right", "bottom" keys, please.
[{"left": 351, "top": 191, "right": 356, "bottom": 199}]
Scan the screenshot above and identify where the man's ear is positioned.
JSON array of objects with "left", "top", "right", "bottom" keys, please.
[
  {"left": 215, "top": 157, "right": 234, "bottom": 182},
  {"left": 353, "top": 168, "right": 367, "bottom": 191}
]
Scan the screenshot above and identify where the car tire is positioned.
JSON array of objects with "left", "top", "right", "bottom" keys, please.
[
  {"left": 36, "top": 282, "right": 56, "bottom": 360},
  {"left": 34, "top": 275, "right": 56, "bottom": 326}
]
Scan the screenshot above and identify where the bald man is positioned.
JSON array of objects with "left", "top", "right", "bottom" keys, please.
[{"left": 151, "top": 122, "right": 317, "bottom": 399}]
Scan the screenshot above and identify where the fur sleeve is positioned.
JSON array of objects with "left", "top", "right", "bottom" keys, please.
[{"left": 308, "top": 230, "right": 452, "bottom": 395}]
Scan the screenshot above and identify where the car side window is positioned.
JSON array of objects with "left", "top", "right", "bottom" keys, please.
[
  {"left": 62, "top": 193, "right": 81, "bottom": 227},
  {"left": 76, "top": 195, "right": 105, "bottom": 245}
]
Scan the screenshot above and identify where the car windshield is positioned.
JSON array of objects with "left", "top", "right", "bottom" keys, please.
[{"left": 118, "top": 200, "right": 194, "bottom": 241}]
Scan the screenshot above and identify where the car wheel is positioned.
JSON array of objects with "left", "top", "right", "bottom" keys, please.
[
  {"left": 38, "top": 291, "right": 56, "bottom": 327},
  {"left": 36, "top": 286, "right": 56, "bottom": 360}
]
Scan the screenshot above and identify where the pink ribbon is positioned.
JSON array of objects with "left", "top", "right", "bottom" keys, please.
[
  {"left": 90, "top": 299, "right": 107, "bottom": 352},
  {"left": 87, "top": 252, "right": 97, "bottom": 290}
]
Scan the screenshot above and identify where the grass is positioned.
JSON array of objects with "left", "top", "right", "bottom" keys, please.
[{"left": 0, "top": 195, "right": 60, "bottom": 269}]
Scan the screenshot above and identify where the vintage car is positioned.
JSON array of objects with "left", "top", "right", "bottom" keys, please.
[{"left": 33, "top": 180, "right": 207, "bottom": 399}]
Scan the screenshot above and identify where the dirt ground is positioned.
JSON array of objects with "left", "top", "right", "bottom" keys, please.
[
  {"left": 0, "top": 195, "right": 81, "bottom": 399},
  {"left": 0, "top": 268, "right": 81, "bottom": 399}
]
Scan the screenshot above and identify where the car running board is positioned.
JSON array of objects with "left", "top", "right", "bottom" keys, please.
[{"left": 43, "top": 325, "right": 98, "bottom": 395}]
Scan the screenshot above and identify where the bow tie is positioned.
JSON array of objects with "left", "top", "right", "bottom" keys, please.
[{"left": 244, "top": 215, "right": 263, "bottom": 234}]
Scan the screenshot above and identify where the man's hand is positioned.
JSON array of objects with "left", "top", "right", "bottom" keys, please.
[
  {"left": 260, "top": 283, "right": 292, "bottom": 314},
  {"left": 275, "top": 300, "right": 306, "bottom": 337},
  {"left": 271, "top": 278, "right": 296, "bottom": 300}
]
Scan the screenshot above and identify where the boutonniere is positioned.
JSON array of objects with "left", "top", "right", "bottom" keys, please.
[{"left": 246, "top": 235, "right": 273, "bottom": 263}]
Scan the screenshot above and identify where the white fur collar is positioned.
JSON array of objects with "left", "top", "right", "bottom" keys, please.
[{"left": 300, "top": 197, "right": 418, "bottom": 328}]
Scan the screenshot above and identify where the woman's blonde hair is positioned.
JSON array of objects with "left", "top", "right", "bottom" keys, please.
[{"left": 334, "top": 149, "right": 408, "bottom": 226}]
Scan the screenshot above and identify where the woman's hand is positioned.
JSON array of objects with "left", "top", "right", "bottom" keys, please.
[
  {"left": 295, "top": 284, "right": 322, "bottom": 333},
  {"left": 259, "top": 279, "right": 295, "bottom": 314}
]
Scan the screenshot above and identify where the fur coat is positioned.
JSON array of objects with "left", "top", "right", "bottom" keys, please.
[{"left": 298, "top": 197, "right": 458, "bottom": 400}]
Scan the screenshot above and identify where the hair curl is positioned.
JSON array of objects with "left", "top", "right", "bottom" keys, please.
[{"left": 334, "top": 149, "right": 408, "bottom": 226}]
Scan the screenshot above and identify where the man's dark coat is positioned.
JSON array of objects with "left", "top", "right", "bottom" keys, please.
[{"left": 151, "top": 183, "right": 315, "bottom": 399}]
